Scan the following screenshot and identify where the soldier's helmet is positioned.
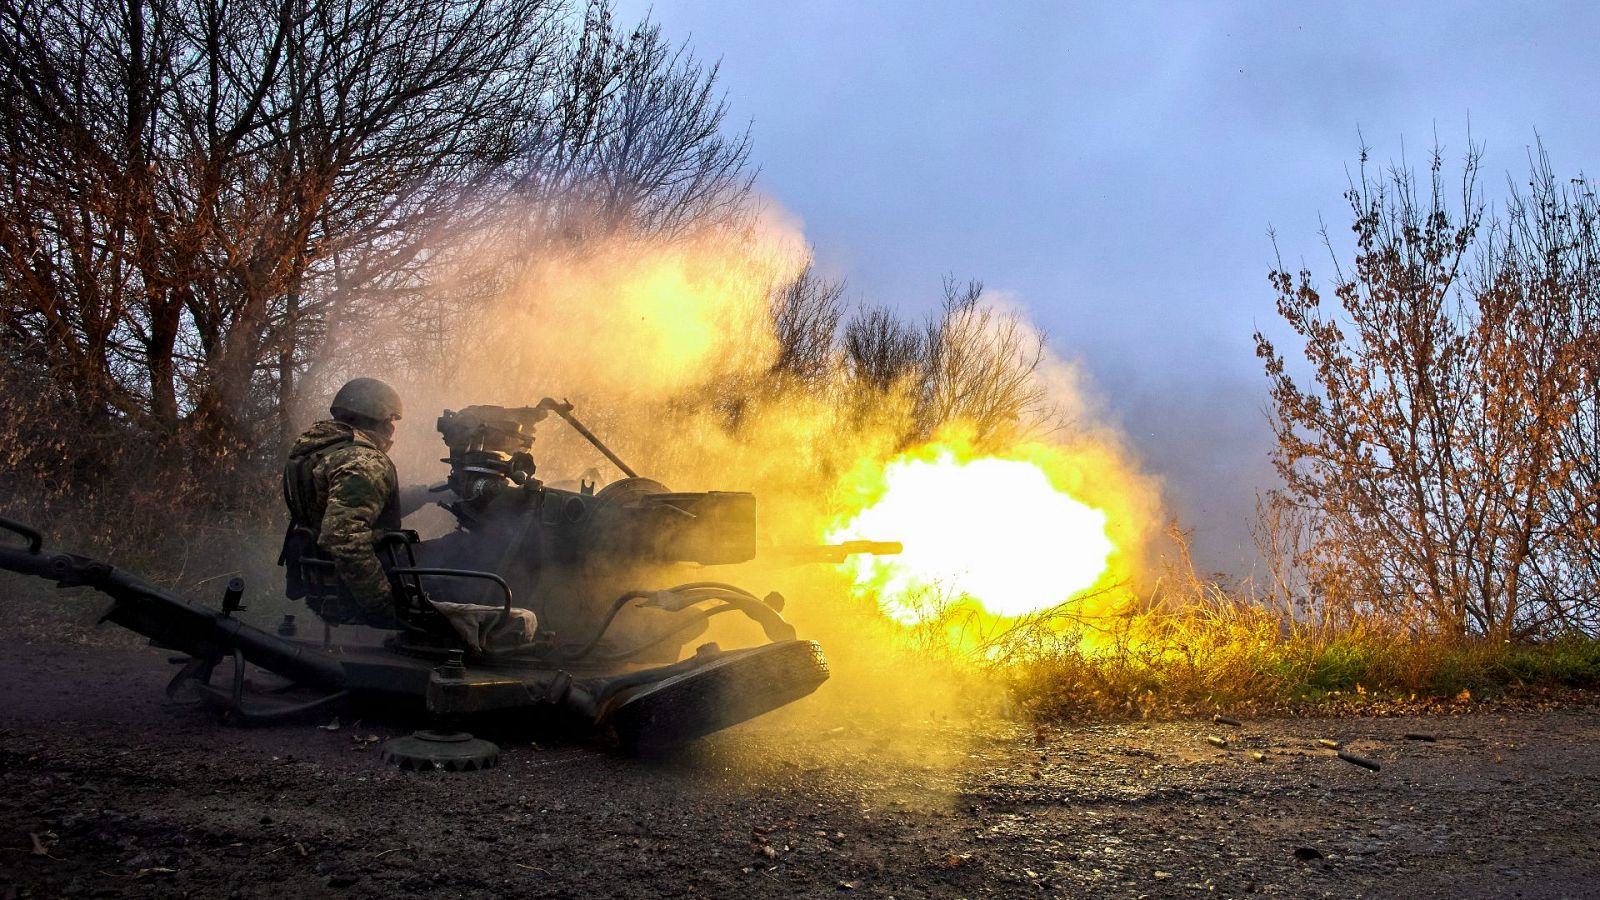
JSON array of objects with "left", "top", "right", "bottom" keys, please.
[{"left": 330, "top": 377, "right": 404, "bottom": 424}]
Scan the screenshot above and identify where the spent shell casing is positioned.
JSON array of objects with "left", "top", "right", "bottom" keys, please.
[
  {"left": 1317, "top": 738, "right": 1342, "bottom": 749},
  {"left": 1213, "top": 715, "right": 1242, "bottom": 727},
  {"left": 1250, "top": 751, "right": 1266, "bottom": 762},
  {"left": 1403, "top": 733, "right": 1437, "bottom": 742},
  {"left": 1338, "top": 751, "right": 1381, "bottom": 771},
  {"left": 1206, "top": 735, "right": 1228, "bottom": 748}
]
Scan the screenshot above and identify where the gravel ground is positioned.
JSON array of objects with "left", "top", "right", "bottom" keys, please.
[{"left": 1, "top": 638, "right": 1597, "bottom": 899}]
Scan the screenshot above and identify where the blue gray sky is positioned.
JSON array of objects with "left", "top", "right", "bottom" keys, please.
[{"left": 615, "top": 0, "right": 1600, "bottom": 574}]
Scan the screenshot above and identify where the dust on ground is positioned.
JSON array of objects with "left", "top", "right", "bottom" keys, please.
[{"left": 1, "top": 637, "right": 1596, "bottom": 899}]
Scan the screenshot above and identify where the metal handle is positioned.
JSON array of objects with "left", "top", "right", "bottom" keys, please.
[
  {"left": 389, "top": 567, "right": 514, "bottom": 633},
  {"left": 537, "top": 397, "right": 639, "bottom": 479},
  {"left": 0, "top": 516, "right": 42, "bottom": 554}
]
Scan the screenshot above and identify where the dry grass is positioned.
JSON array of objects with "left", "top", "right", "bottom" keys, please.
[{"left": 1001, "top": 598, "right": 1600, "bottom": 722}]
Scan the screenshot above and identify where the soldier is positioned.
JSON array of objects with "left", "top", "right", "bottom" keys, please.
[{"left": 280, "top": 377, "right": 407, "bottom": 628}]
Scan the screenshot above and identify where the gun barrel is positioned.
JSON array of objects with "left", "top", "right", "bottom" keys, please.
[
  {"left": 834, "top": 540, "right": 903, "bottom": 556},
  {"left": 760, "top": 539, "right": 903, "bottom": 566}
]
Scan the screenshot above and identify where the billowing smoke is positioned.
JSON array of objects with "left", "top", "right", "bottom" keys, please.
[{"left": 373, "top": 202, "right": 1169, "bottom": 756}]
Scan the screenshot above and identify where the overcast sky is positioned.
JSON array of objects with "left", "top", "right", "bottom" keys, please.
[{"left": 614, "top": 0, "right": 1600, "bottom": 574}]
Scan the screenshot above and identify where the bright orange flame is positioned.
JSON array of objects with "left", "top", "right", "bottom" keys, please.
[{"left": 828, "top": 450, "right": 1115, "bottom": 624}]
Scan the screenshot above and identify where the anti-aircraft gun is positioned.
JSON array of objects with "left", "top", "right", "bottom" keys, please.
[{"left": 0, "top": 398, "right": 899, "bottom": 762}]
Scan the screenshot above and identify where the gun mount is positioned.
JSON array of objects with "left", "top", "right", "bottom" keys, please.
[{"left": 0, "top": 399, "right": 899, "bottom": 759}]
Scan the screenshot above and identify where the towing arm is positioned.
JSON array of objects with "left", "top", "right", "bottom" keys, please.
[{"left": 0, "top": 516, "right": 346, "bottom": 693}]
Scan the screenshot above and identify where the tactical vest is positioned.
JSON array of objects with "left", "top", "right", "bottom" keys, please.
[{"left": 279, "top": 428, "right": 401, "bottom": 602}]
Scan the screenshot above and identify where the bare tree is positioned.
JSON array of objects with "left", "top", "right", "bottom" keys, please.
[
  {"left": 321, "top": 0, "right": 760, "bottom": 394},
  {"left": 843, "top": 306, "right": 926, "bottom": 392},
  {"left": 918, "top": 278, "right": 1051, "bottom": 446},
  {"left": 836, "top": 278, "right": 1054, "bottom": 447},
  {"left": 0, "top": 0, "right": 562, "bottom": 457},
  {"left": 769, "top": 263, "right": 845, "bottom": 388},
  {"left": 505, "top": 1, "right": 753, "bottom": 243}
]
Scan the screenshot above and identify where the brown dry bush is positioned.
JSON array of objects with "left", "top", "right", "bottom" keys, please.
[{"left": 1256, "top": 140, "right": 1600, "bottom": 640}]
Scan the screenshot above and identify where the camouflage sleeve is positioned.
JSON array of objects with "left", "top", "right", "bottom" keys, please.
[
  {"left": 317, "top": 448, "right": 395, "bottom": 612},
  {"left": 397, "top": 483, "right": 435, "bottom": 518}
]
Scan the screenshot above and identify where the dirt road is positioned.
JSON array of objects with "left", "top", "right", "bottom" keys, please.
[{"left": 1, "top": 638, "right": 1596, "bottom": 899}]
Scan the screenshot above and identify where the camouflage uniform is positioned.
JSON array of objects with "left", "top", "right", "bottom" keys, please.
[{"left": 282, "top": 419, "right": 401, "bottom": 625}]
